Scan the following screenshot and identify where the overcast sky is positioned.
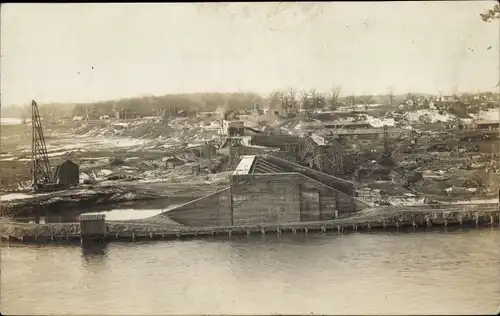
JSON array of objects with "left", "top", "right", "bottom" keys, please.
[{"left": 1, "top": 2, "right": 499, "bottom": 106}]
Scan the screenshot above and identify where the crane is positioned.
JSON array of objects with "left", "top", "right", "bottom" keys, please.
[
  {"left": 30, "top": 100, "right": 65, "bottom": 192},
  {"left": 31, "top": 100, "right": 53, "bottom": 185}
]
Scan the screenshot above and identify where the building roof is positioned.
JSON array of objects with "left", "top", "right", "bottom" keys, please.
[
  {"left": 310, "top": 134, "right": 327, "bottom": 146},
  {"left": 474, "top": 120, "right": 499, "bottom": 125},
  {"left": 232, "top": 155, "right": 257, "bottom": 175},
  {"left": 60, "top": 160, "right": 78, "bottom": 166}
]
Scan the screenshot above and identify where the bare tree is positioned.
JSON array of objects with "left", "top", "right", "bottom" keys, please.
[
  {"left": 328, "top": 86, "right": 341, "bottom": 110},
  {"left": 287, "top": 88, "right": 298, "bottom": 112},
  {"left": 300, "top": 90, "right": 311, "bottom": 110},
  {"left": 268, "top": 90, "right": 282, "bottom": 110},
  {"left": 360, "top": 94, "right": 373, "bottom": 112},
  {"left": 276, "top": 90, "right": 290, "bottom": 111},
  {"left": 316, "top": 93, "right": 327, "bottom": 109},
  {"left": 309, "top": 88, "right": 318, "bottom": 111}
]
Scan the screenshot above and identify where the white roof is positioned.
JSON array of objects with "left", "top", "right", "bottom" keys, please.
[
  {"left": 310, "top": 134, "right": 327, "bottom": 146},
  {"left": 232, "top": 155, "right": 257, "bottom": 175}
]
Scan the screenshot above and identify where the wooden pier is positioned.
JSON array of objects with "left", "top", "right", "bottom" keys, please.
[{"left": 0, "top": 204, "right": 499, "bottom": 244}]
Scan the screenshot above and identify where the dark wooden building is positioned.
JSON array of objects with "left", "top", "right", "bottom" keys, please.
[
  {"left": 228, "top": 121, "right": 245, "bottom": 137},
  {"left": 194, "top": 144, "right": 217, "bottom": 159},
  {"left": 54, "top": 160, "right": 80, "bottom": 187}
]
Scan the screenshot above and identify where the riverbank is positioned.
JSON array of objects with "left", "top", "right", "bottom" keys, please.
[{"left": 1, "top": 204, "right": 498, "bottom": 244}]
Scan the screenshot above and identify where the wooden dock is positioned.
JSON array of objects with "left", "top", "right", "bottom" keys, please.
[{"left": 1, "top": 204, "right": 499, "bottom": 244}]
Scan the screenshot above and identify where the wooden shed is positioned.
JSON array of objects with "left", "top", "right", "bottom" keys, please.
[
  {"left": 79, "top": 214, "right": 106, "bottom": 238},
  {"left": 54, "top": 160, "right": 80, "bottom": 187},
  {"left": 195, "top": 144, "right": 217, "bottom": 159}
]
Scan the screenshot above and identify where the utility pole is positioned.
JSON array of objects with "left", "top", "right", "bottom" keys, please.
[
  {"left": 85, "top": 104, "right": 89, "bottom": 121},
  {"left": 497, "top": 24, "right": 500, "bottom": 173},
  {"left": 228, "top": 137, "right": 232, "bottom": 171}
]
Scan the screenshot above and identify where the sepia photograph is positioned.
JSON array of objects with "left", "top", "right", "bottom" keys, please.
[{"left": 1, "top": 2, "right": 499, "bottom": 315}]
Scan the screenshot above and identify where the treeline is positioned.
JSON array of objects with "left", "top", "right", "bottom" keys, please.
[
  {"left": 267, "top": 87, "right": 387, "bottom": 111},
  {"left": 2, "top": 92, "right": 266, "bottom": 120},
  {"left": 72, "top": 92, "right": 266, "bottom": 119},
  {"left": 2, "top": 90, "right": 498, "bottom": 120},
  {"left": 268, "top": 88, "right": 342, "bottom": 111}
]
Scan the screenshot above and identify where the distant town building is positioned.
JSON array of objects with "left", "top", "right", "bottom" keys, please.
[{"left": 438, "top": 95, "right": 456, "bottom": 103}]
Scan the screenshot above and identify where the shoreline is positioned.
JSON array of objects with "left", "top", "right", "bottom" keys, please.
[{"left": 1, "top": 207, "right": 499, "bottom": 244}]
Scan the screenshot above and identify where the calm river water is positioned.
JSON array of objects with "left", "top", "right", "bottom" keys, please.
[{"left": 2, "top": 228, "right": 499, "bottom": 315}]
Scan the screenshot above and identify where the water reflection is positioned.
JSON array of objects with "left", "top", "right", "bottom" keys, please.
[{"left": 81, "top": 241, "right": 109, "bottom": 265}]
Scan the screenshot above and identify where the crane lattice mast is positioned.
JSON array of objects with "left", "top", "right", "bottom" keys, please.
[{"left": 31, "top": 100, "right": 53, "bottom": 184}]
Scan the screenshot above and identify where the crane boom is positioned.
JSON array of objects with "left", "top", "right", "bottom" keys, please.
[{"left": 31, "top": 100, "right": 53, "bottom": 185}]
